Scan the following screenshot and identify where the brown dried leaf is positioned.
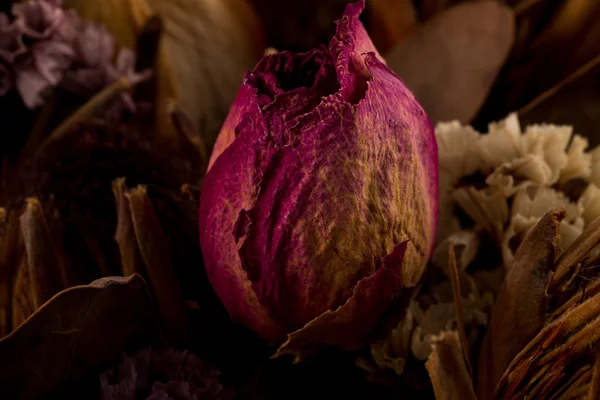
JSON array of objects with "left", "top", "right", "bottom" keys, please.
[
  {"left": 385, "top": 0, "right": 515, "bottom": 124},
  {"left": 477, "top": 207, "right": 564, "bottom": 399},
  {"left": 0, "top": 274, "right": 157, "bottom": 400},
  {"left": 425, "top": 331, "right": 477, "bottom": 400}
]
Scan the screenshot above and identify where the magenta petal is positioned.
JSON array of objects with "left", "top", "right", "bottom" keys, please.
[{"left": 274, "top": 241, "right": 410, "bottom": 360}]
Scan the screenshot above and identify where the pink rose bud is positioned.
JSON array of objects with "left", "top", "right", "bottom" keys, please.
[{"left": 199, "top": 0, "right": 438, "bottom": 360}]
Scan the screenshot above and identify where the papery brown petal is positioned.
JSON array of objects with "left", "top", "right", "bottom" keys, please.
[
  {"left": 112, "top": 178, "right": 142, "bottom": 277},
  {"left": 549, "top": 212, "right": 600, "bottom": 294},
  {"left": 493, "top": 283, "right": 600, "bottom": 397},
  {"left": 385, "top": 0, "right": 515, "bottom": 124},
  {"left": 126, "top": 185, "right": 189, "bottom": 344},
  {"left": 0, "top": 274, "right": 157, "bottom": 400},
  {"left": 20, "top": 197, "right": 67, "bottom": 308},
  {"left": 425, "top": 331, "right": 477, "bottom": 400},
  {"left": 588, "top": 354, "right": 600, "bottom": 400},
  {"left": 476, "top": 207, "right": 564, "bottom": 399}
]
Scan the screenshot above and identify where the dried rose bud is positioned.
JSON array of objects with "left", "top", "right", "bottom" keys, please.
[{"left": 199, "top": 0, "right": 438, "bottom": 357}]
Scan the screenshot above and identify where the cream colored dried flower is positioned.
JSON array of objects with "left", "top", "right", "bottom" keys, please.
[{"left": 366, "top": 113, "right": 600, "bottom": 378}]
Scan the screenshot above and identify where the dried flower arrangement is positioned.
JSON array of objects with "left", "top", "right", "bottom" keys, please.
[{"left": 1, "top": 0, "right": 599, "bottom": 399}]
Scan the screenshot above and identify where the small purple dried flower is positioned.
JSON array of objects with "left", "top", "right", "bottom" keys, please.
[
  {"left": 0, "top": 0, "right": 137, "bottom": 109},
  {"left": 100, "top": 348, "right": 234, "bottom": 400}
]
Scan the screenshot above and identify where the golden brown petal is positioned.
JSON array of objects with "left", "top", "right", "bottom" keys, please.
[
  {"left": 550, "top": 214, "right": 600, "bottom": 294},
  {"left": 112, "top": 178, "right": 142, "bottom": 277},
  {"left": 20, "top": 198, "right": 67, "bottom": 309},
  {"left": 477, "top": 207, "right": 564, "bottom": 399},
  {"left": 125, "top": 185, "right": 189, "bottom": 344},
  {"left": 425, "top": 331, "right": 477, "bottom": 400}
]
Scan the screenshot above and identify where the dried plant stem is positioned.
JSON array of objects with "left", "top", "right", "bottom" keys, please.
[
  {"left": 448, "top": 242, "right": 472, "bottom": 376},
  {"left": 20, "top": 198, "right": 67, "bottom": 309}
]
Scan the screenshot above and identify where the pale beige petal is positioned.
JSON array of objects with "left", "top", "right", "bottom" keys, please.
[
  {"left": 559, "top": 135, "right": 592, "bottom": 184},
  {"left": 523, "top": 124, "right": 571, "bottom": 184},
  {"left": 452, "top": 187, "right": 508, "bottom": 238},
  {"left": 579, "top": 184, "right": 600, "bottom": 224},
  {"left": 477, "top": 113, "right": 524, "bottom": 170},
  {"left": 502, "top": 187, "right": 584, "bottom": 266},
  {"left": 369, "top": 308, "right": 414, "bottom": 375},
  {"left": 410, "top": 296, "right": 492, "bottom": 361},
  {"left": 485, "top": 154, "right": 550, "bottom": 196},
  {"left": 432, "top": 230, "right": 480, "bottom": 271},
  {"left": 436, "top": 120, "right": 482, "bottom": 182}
]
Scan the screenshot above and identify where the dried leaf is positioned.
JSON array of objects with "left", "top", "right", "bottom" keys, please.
[
  {"left": 477, "top": 207, "right": 564, "bottom": 399},
  {"left": 385, "top": 0, "right": 515, "bottom": 124},
  {"left": 425, "top": 331, "right": 477, "bottom": 400},
  {"left": 0, "top": 274, "right": 157, "bottom": 400}
]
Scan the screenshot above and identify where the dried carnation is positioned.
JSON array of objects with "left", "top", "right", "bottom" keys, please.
[
  {"left": 435, "top": 113, "right": 600, "bottom": 267},
  {"left": 368, "top": 113, "right": 600, "bottom": 375},
  {"left": 100, "top": 348, "right": 234, "bottom": 400}
]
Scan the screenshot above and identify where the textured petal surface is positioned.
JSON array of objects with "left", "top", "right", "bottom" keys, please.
[{"left": 199, "top": 0, "right": 438, "bottom": 346}]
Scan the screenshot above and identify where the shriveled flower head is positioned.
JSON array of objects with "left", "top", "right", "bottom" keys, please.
[
  {"left": 199, "top": 0, "right": 438, "bottom": 359},
  {"left": 100, "top": 348, "right": 234, "bottom": 400}
]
